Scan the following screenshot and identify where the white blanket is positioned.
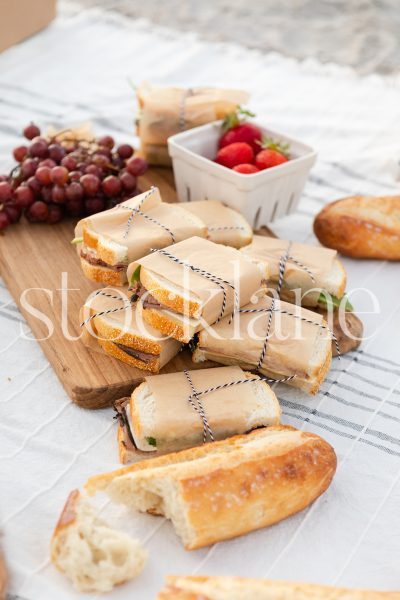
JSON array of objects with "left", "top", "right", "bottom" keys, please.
[{"left": 0, "top": 4, "right": 399, "bottom": 598}]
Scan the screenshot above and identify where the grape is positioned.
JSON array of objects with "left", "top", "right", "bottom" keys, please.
[
  {"left": 92, "top": 153, "right": 109, "bottom": 169},
  {"left": 85, "top": 196, "right": 106, "bottom": 215},
  {"left": 69, "top": 170, "right": 81, "bottom": 182},
  {"left": 35, "top": 166, "right": 52, "bottom": 186},
  {"left": 65, "top": 198, "right": 84, "bottom": 217},
  {"left": 39, "top": 158, "right": 56, "bottom": 169},
  {"left": 102, "top": 175, "right": 122, "bottom": 197},
  {"left": 15, "top": 185, "right": 34, "bottom": 208},
  {"left": 61, "top": 155, "right": 77, "bottom": 171},
  {"left": 48, "top": 143, "right": 66, "bottom": 163},
  {"left": 21, "top": 158, "right": 39, "bottom": 178},
  {"left": 29, "top": 139, "right": 49, "bottom": 159},
  {"left": 0, "top": 181, "right": 13, "bottom": 201},
  {"left": 77, "top": 161, "right": 88, "bottom": 172},
  {"left": 40, "top": 186, "right": 53, "bottom": 203},
  {"left": 66, "top": 182, "right": 83, "bottom": 202},
  {"left": 46, "top": 204, "right": 63, "bottom": 224},
  {"left": 126, "top": 157, "right": 148, "bottom": 176},
  {"left": 13, "top": 145, "right": 28, "bottom": 162},
  {"left": 112, "top": 156, "right": 125, "bottom": 169},
  {"left": 26, "top": 200, "right": 49, "bottom": 222},
  {"left": 23, "top": 123, "right": 41, "bottom": 140},
  {"left": 0, "top": 175, "right": 8, "bottom": 182},
  {"left": 119, "top": 170, "right": 137, "bottom": 192},
  {"left": 64, "top": 142, "right": 77, "bottom": 154},
  {"left": 51, "top": 185, "right": 66, "bottom": 204},
  {"left": 95, "top": 147, "right": 112, "bottom": 159},
  {"left": 4, "top": 203, "right": 22, "bottom": 224},
  {"left": 27, "top": 176, "right": 42, "bottom": 196},
  {"left": 80, "top": 174, "right": 100, "bottom": 195},
  {"left": 51, "top": 166, "right": 69, "bottom": 185},
  {"left": 84, "top": 164, "right": 102, "bottom": 178},
  {"left": 97, "top": 135, "right": 114, "bottom": 149},
  {"left": 0, "top": 211, "right": 10, "bottom": 230},
  {"left": 117, "top": 144, "right": 134, "bottom": 159}
]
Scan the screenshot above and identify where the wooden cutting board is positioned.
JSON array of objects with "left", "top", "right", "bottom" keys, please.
[{"left": 0, "top": 168, "right": 221, "bottom": 409}]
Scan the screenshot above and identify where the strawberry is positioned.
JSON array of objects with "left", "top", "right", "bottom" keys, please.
[
  {"left": 255, "top": 137, "right": 290, "bottom": 170},
  {"left": 233, "top": 163, "right": 260, "bottom": 174},
  {"left": 215, "top": 142, "right": 254, "bottom": 169},
  {"left": 219, "top": 107, "right": 262, "bottom": 153}
]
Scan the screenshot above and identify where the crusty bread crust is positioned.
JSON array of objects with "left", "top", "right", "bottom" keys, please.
[
  {"left": 140, "top": 268, "right": 201, "bottom": 318},
  {"left": 314, "top": 196, "right": 400, "bottom": 260},
  {"left": 97, "top": 339, "right": 161, "bottom": 373},
  {"left": 159, "top": 576, "right": 400, "bottom": 599},
  {"left": 82, "top": 226, "right": 98, "bottom": 250},
  {"left": 80, "top": 258, "right": 127, "bottom": 286},
  {"left": 93, "top": 315, "right": 163, "bottom": 355},
  {"left": 50, "top": 489, "right": 80, "bottom": 564},
  {"left": 142, "top": 307, "right": 196, "bottom": 343}
]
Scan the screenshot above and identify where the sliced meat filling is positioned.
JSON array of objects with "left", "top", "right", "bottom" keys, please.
[
  {"left": 80, "top": 248, "right": 127, "bottom": 271},
  {"left": 114, "top": 342, "right": 158, "bottom": 364},
  {"left": 130, "top": 282, "right": 164, "bottom": 310}
]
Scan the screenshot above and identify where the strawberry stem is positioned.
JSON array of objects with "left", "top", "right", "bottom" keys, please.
[
  {"left": 259, "top": 136, "right": 291, "bottom": 158},
  {"left": 221, "top": 105, "right": 257, "bottom": 131}
]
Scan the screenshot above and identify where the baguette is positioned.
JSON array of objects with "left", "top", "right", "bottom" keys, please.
[
  {"left": 313, "top": 195, "right": 400, "bottom": 260},
  {"left": 158, "top": 576, "right": 400, "bottom": 599},
  {"left": 50, "top": 490, "right": 147, "bottom": 593},
  {"left": 85, "top": 426, "right": 336, "bottom": 550}
]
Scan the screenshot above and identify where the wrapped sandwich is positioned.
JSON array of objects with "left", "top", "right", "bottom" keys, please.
[
  {"left": 192, "top": 295, "right": 333, "bottom": 394},
  {"left": 80, "top": 286, "right": 181, "bottom": 372},
  {"left": 127, "top": 236, "right": 266, "bottom": 343},
  {"left": 241, "top": 235, "right": 349, "bottom": 308},
  {"left": 86, "top": 426, "right": 337, "bottom": 550},
  {"left": 115, "top": 366, "right": 281, "bottom": 462},
  {"left": 136, "top": 82, "right": 249, "bottom": 165}
]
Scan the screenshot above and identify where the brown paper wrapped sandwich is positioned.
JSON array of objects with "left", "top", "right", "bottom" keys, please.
[
  {"left": 85, "top": 426, "right": 336, "bottom": 550},
  {"left": 136, "top": 82, "right": 249, "bottom": 166},
  {"left": 115, "top": 366, "right": 281, "bottom": 463},
  {"left": 128, "top": 236, "right": 266, "bottom": 343},
  {"left": 241, "top": 235, "right": 349, "bottom": 309},
  {"left": 51, "top": 490, "right": 147, "bottom": 593},
  {"left": 80, "top": 286, "right": 181, "bottom": 372},
  {"left": 158, "top": 576, "right": 400, "bottom": 599},
  {"left": 192, "top": 295, "right": 333, "bottom": 394}
]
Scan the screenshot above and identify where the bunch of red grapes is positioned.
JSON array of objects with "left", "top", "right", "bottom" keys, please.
[{"left": 0, "top": 123, "right": 149, "bottom": 231}]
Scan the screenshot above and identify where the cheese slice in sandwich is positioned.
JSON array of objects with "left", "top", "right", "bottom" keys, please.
[
  {"left": 127, "top": 236, "right": 267, "bottom": 343},
  {"left": 80, "top": 286, "right": 181, "bottom": 373},
  {"left": 179, "top": 200, "right": 253, "bottom": 248},
  {"left": 192, "top": 294, "right": 332, "bottom": 394},
  {"left": 116, "top": 366, "right": 281, "bottom": 462},
  {"left": 241, "top": 235, "right": 348, "bottom": 308},
  {"left": 74, "top": 187, "right": 207, "bottom": 286},
  {"left": 158, "top": 576, "right": 399, "bottom": 599},
  {"left": 85, "top": 426, "right": 336, "bottom": 550}
]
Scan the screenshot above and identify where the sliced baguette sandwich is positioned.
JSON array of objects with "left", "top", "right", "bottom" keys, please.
[
  {"left": 179, "top": 200, "right": 253, "bottom": 248},
  {"left": 74, "top": 187, "right": 207, "bottom": 286},
  {"left": 241, "top": 235, "right": 347, "bottom": 308},
  {"left": 192, "top": 295, "right": 332, "bottom": 394},
  {"left": 158, "top": 576, "right": 400, "bottom": 599},
  {"left": 127, "top": 236, "right": 266, "bottom": 343},
  {"left": 80, "top": 286, "right": 181, "bottom": 372},
  {"left": 50, "top": 490, "right": 147, "bottom": 593},
  {"left": 115, "top": 366, "right": 281, "bottom": 462},
  {"left": 85, "top": 426, "right": 336, "bottom": 550}
]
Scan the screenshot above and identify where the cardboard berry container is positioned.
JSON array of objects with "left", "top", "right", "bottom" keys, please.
[{"left": 168, "top": 120, "right": 317, "bottom": 228}]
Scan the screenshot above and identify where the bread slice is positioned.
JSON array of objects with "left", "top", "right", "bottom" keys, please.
[
  {"left": 313, "top": 195, "right": 400, "bottom": 260},
  {"left": 117, "top": 368, "right": 281, "bottom": 461},
  {"left": 179, "top": 200, "right": 253, "bottom": 248},
  {"left": 158, "top": 576, "right": 400, "bottom": 599},
  {"left": 50, "top": 490, "right": 147, "bottom": 593},
  {"left": 80, "top": 257, "right": 127, "bottom": 286},
  {"left": 85, "top": 426, "right": 336, "bottom": 550}
]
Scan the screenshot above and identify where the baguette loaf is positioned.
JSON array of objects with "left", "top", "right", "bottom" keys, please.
[
  {"left": 158, "top": 576, "right": 400, "bottom": 599},
  {"left": 50, "top": 490, "right": 147, "bottom": 593},
  {"left": 85, "top": 426, "right": 336, "bottom": 550},
  {"left": 313, "top": 195, "right": 400, "bottom": 260}
]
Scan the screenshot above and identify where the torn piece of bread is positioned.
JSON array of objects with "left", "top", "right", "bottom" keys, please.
[
  {"left": 50, "top": 490, "right": 147, "bottom": 593},
  {"left": 179, "top": 200, "right": 253, "bottom": 248},
  {"left": 85, "top": 426, "right": 336, "bottom": 550},
  {"left": 116, "top": 366, "right": 281, "bottom": 462},
  {"left": 313, "top": 195, "right": 400, "bottom": 260},
  {"left": 158, "top": 576, "right": 400, "bottom": 599}
]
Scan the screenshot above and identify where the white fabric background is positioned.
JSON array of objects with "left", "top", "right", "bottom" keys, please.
[{"left": 0, "top": 4, "right": 400, "bottom": 598}]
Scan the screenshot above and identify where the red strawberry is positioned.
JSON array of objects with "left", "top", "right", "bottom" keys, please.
[
  {"left": 215, "top": 142, "right": 254, "bottom": 169},
  {"left": 233, "top": 163, "right": 260, "bottom": 174},
  {"left": 219, "top": 107, "right": 262, "bottom": 153},
  {"left": 255, "top": 149, "right": 288, "bottom": 170}
]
